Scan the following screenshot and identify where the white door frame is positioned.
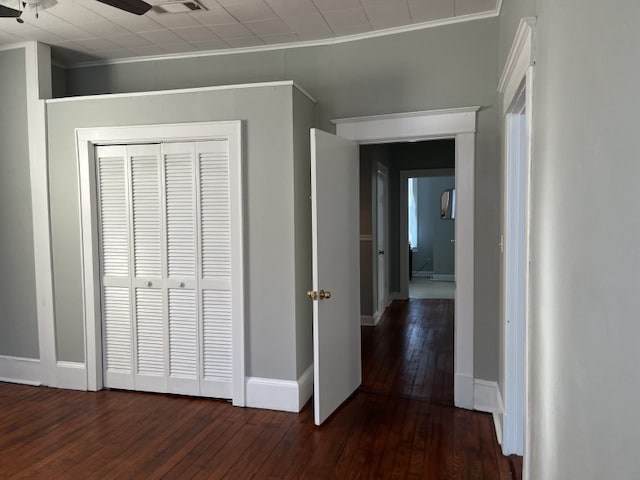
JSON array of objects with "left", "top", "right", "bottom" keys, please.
[
  {"left": 498, "top": 17, "right": 536, "bottom": 465},
  {"left": 400, "top": 168, "right": 456, "bottom": 287},
  {"left": 374, "top": 163, "right": 389, "bottom": 321},
  {"left": 334, "top": 107, "right": 478, "bottom": 410},
  {"left": 75, "top": 121, "right": 246, "bottom": 407}
]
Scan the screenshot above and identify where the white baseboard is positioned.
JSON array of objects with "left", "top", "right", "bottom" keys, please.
[
  {"left": 246, "top": 364, "right": 313, "bottom": 413},
  {"left": 361, "top": 315, "right": 376, "bottom": 326},
  {"left": 454, "top": 373, "right": 474, "bottom": 410},
  {"left": 473, "top": 379, "right": 504, "bottom": 445},
  {"left": 412, "top": 271, "right": 433, "bottom": 278},
  {"left": 0, "top": 354, "right": 41, "bottom": 386},
  {"left": 56, "top": 361, "right": 87, "bottom": 390},
  {"left": 431, "top": 274, "right": 455, "bottom": 281}
]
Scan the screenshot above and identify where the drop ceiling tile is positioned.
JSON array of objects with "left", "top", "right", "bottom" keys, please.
[
  {"left": 48, "top": 2, "right": 107, "bottom": 24},
  {"left": 92, "top": 48, "right": 135, "bottom": 59},
  {"left": 454, "top": 0, "right": 496, "bottom": 16},
  {"left": 77, "top": 20, "right": 131, "bottom": 36},
  {"left": 245, "top": 18, "right": 292, "bottom": 35},
  {"left": 21, "top": 11, "right": 74, "bottom": 30},
  {"left": 259, "top": 32, "right": 299, "bottom": 44},
  {"left": 221, "top": 1, "right": 278, "bottom": 22},
  {"left": 281, "top": 12, "right": 328, "bottom": 30},
  {"left": 139, "top": 28, "right": 188, "bottom": 44},
  {"left": 312, "top": 0, "right": 361, "bottom": 12},
  {"left": 41, "top": 24, "right": 95, "bottom": 41},
  {"left": 160, "top": 43, "right": 198, "bottom": 54},
  {"left": 295, "top": 28, "right": 332, "bottom": 40},
  {"left": 0, "top": 21, "right": 41, "bottom": 35},
  {"left": 23, "top": 28, "right": 66, "bottom": 44},
  {"left": 172, "top": 25, "right": 219, "bottom": 41},
  {"left": 75, "top": 0, "right": 136, "bottom": 20},
  {"left": 128, "top": 44, "right": 168, "bottom": 56},
  {"left": 360, "top": 0, "right": 406, "bottom": 4},
  {"left": 322, "top": 7, "right": 369, "bottom": 32},
  {"left": 330, "top": 23, "right": 371, "bottom": 36},
  {"left": 0, "top": 30, "right": 21, "bottom": 42},
  {"left": 364, "top": 3, "right": 410, "bottom": 28},
  {"left": 108, "top": 15, "right": 165, "bottom": 32},
  {"left": 264, "top": 0, "right": 318, "bottom": 16},
  {"left": 208, "top": 22, "right": 253, "bottom": 38},
  {"left": 149, "top": 12, "right": 202, "bottom": 28},
  {"left": 191, "top": 6, "right": 238, "bottom": 25},
  {"left": 73, "top": 36, "right": 120, "bottom": 51},
  {"left": 408, "top": 0, "right": 454, "bottom": 22},
  {"left": 191, "top": 38, "right": 231, "bottom": 50},
  {"left": 226, "top": 35, "right": 265, "bottom": 47},
  {"left": 106, "top": 33, "right": 154, "bottom": 47}
]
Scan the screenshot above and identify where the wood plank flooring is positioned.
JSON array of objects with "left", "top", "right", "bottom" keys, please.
[{"left": 0, "top": 299, "right": 521, "bottom": 479}]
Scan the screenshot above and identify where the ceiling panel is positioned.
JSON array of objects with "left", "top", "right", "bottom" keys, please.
[{"left": 0, "top": 0, "right": 499, "bottom": 65}]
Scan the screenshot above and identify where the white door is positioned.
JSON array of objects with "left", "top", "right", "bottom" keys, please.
[
  {"left": 376, "top": 165, "right": 388, "bottom": 315},
  {"left": 310, "top": 128, "right": 361, "bottom": 426},
  {"left": 96, "top": 139, "right": 239, "bottom": 400}
]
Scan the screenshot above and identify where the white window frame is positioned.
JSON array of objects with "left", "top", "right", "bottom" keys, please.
[{"left": 76, "top": 121, "right": 246, "bottom": 406}]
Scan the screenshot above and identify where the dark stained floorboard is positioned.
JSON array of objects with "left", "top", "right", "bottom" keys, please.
[{"left": 0, "top": 299, "right": 521, "bottom": 479}]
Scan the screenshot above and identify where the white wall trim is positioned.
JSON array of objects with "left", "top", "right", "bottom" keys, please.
[
  {"left": 361, "top": 315, "right": 376, "bottom": 326},
  {"left": 499, "top": 17, "right": 535, "bottom": 464},
  {"left": 473, "top": 379, "right": 504, "bottom": 446},
  {"left": 46, "top": 80, "right": 316, "bottom": 105},
  {"left": 76, "top": 120, "right": 246, "bottom": 406},
  {"left": 412, "top": 271, "right": 433, "bottom": 278},
  {"left": 66, "top": 10, "right": 500, "bottom": 69},
  {"left": 23, "top": 41, "right": 57, "bottom": 387},
  {"left": 246, "top": 364, "right": 313, "bottom": 413},
  {"left": 498, "top": 17, "right": 536, "bottom": 114},
  {"left": 338, "top": 109, "right": 475, "bottom": 410},
  {"left": 431, "top": 274, "right": 455, "bottom": 281},
  {"left": 55, "top": 361, "right": 87, "bottom": 390},
  {"left": 333, "top": 107, "right": 479, "bottom": 144},
  {"left": 0, "top": 355, "right": 41, "bottom": 386}
]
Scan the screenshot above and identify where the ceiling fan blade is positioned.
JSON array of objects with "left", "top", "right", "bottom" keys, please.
[
  {"left": 94, "top": 0, "right": 151, "bottom": 15},
  {"left": 0, "top": 4, "right": 21, "bottom": 17}
]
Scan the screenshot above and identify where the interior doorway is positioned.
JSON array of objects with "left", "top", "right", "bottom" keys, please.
[{"left": 406, "top": 170, "right": 456, "bottom": 300}]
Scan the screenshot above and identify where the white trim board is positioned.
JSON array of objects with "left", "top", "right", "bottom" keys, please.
[
  {"left": 66, "top": 9, "right": 500, "bottom": 69},
  {"left": 76, "top": 120, "right": 246, "bottom": 407},
  {"left": 55, "top": 361, "right": 87, "bottom": 391},
  {"left": 473, "top": 379, "right": 504, "bottom": 446},
  {"left": 23, "top": 41, "right": 57, "bottom": 388},
  {"left": 0, "top": 355, "right": 41, "bottom": 386},
  {"left": 335, "top": 109, "right": 475, "bottom": 410},
  {"left": 46, "top": 80, "right": 316, "bottom": 105},
  {"left": 246, "top": 364, "right": 313, "bottom": 413},
  {"left": 498, "top": 16, "right": 536, "bottom": 465}
]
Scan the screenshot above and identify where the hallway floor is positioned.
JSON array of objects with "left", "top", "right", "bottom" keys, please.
[
  {"left": 409, "top": 278, "right": 456, "bottom": 299},
  {"left": 0, "top": 300, "right": 521, "bottom": 479}
]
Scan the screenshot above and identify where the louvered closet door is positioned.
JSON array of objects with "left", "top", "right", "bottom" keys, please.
[{"left": 96, "top": 140, "right": 235, "bottom": 399}]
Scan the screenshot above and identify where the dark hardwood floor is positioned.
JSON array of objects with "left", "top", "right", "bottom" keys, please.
[{"left": 0, "top": 299, "right": 521, "bottom": 479}]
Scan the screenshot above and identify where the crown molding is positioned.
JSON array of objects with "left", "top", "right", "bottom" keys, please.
[{"left": 64, "top": 7, "right": 500, "bottom": 69}]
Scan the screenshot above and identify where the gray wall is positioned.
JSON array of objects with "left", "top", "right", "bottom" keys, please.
[
  {"left": 529, "top": 0, "right": 640, "bottom": 478},
  {"left": 414, "top": 176, "right": 455, "bottom": 276},
  {"left": 47, "top": 85, "right": 312, "bottom": 381},
  {"left": 0, "top": 48, "right": 40, "bottom": 359},
  {"left": 62, "top": 18, "right": 501, "bottom": 382}
]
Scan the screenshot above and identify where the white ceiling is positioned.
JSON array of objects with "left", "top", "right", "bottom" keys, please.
[{"left": 0, "top": 0, "right": 499, "bottom": 66}]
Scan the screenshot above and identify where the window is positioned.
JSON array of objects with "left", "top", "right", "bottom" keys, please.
[{"left": 408, "top": 177, "right": 418, "bottom": 250}]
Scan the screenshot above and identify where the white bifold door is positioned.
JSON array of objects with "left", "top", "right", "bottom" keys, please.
[{"left": 95, "top": 140, "right": 240, "bottom": 401}]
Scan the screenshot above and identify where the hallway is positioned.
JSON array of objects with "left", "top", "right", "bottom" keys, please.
[{"left": 0, "top": 300, "right": 519, "bottom": 479}]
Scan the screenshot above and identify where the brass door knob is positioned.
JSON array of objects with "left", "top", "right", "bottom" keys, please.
[
  {"left": 307, "top": 290, "right": 318, "bottom": 300},
  {"left": 319, "top": 289, "right": 331, "bottom": 300}
]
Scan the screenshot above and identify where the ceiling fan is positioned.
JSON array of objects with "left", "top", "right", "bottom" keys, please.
[{"left": 0, "top": 0, "right": 151, "bottom": 20}]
